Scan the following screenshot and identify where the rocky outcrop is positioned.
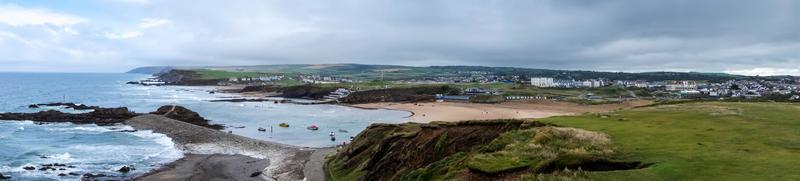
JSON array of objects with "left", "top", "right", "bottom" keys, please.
[
  {"left": 1, "top": 104, "right": 220, "bottom": 129},
  {"left": 0, "top": 173, "right": 11, "bottom": 180},
  {"left": 239, "top": 85, "right": 280, "bottom": 93},
  {"left": 28, "top": 102, "right": 100, "bottom": 110},
  {"left": 0, "top": 108, "right": 137, "bottom": 125},
  {"left": 326, "top": 120, "right": 652, "bottom": 181},
  {"left": 150, "top": 105, "right": 224, "bottom": 130},
  {"left": 339, "top": 85, "right": 461, "bottom": 104},
  {"left": 325, "top": 120, "right": 546, "bottom": 181},
  {"left": 157, "top": 70, "right": 224, "bottom": 85},
  {"left": 277, "top": 85, "right": 337, "bottom": 99}
]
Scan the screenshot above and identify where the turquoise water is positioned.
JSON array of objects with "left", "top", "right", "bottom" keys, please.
[{"left": 0, "top": 72, "right": 410, "bottom": 179}]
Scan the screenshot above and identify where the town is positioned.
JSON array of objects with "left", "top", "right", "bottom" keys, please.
[{"left": 163, "top": 68, "right": 800, "bottom": 103}]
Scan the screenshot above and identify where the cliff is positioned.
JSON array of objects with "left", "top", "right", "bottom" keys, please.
[
  {"left": 339, "top": 85, "right": 461, "bottom": 104},
  {"left": 157, "top": 69, "right": 224, "bottom": 85},
  {"left": 325, "top": 120, "right": 649, "bottom": 181}
]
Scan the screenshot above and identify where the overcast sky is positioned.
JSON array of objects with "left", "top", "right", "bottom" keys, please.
[{"left": 0, "top": 0, "right": 798, "bottom": 75}]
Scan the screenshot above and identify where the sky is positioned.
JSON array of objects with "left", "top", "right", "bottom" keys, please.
[{"left": 0, "top": 0, "right": 798, "bottom": 75}]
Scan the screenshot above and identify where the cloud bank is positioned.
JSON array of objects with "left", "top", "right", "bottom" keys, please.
[{"left": 0, "top": 0, "right": 798, "bottom": 74}]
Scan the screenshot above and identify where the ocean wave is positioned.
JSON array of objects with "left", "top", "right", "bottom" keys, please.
[{"left": 43, "top": 124, "right": 134, "bottom": 133}]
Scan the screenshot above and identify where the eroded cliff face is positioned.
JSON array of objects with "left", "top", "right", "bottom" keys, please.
[
  {"left": 325, "top": 120, "right": 550, "bottom": 181},
  {"left": 325, "top": 120, "right": 649, "bottom": 181}
]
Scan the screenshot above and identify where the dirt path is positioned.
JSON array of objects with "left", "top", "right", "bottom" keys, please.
[{"left": 303, "top": 148, "right": 336, "bottom": 181}]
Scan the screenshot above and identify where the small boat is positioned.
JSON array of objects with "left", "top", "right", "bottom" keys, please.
[
  {"left": 329, "top": 131, "right": 335, "bottom": 137},
  {"left": 338, "top": 129, "right": 348, "bottom": 133},
  {"left": 257, "top": 127, "right": 267, "bottom": 132},
  {"left": 279, "top": 123, "right": 290, "bottom": 127},
  {"left": 307, "top": 125, "right": 319, "bottom": 131}
]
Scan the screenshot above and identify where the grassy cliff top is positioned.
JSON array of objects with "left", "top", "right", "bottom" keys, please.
[
  {"left": 327, "top": 102, "right": 800, "bottom": 180},
  {"left": 535, "top": 102, "right": 800, "bottom": 180}
]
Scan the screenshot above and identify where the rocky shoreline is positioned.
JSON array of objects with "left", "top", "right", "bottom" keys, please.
[
  {"left": 127, "top": 114, "right": 317, "bottom": 181},
  {"left": 0, "top": 103, "right": 328, "bottom": 181}
]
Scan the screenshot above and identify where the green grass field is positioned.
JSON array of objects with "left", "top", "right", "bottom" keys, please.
[{"left": 535, "top": 102, "right": 800, "bottom": 180}]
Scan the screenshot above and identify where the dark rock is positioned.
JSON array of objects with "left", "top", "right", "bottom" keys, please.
[
  {"left": 22, "top": 166, "right": 35, "bottom": 170},
  {"left": 0, "top": 173, "right": 10, "bottom": 180},
  {"left": 82, "top": 173, "right": 106, "bottom": 178},
  {"left": 118, "top": 166, "right": 131, "bottom": 173},
  {"left": 68, "top": 172, "right": 81, "bottom": 176},
  {"left": 58, "top": 173, "right": 67, "bottom": 177},
  {"left": 28, "top": 102, "right": 100, "bottom": 110},
  {"left": 41, "top": 163, "right": 66, "bottom": 167},
  {"left": 0, "top": 107, "right": 138, "bottom": 124},
  {"left": 150, "top": 105, "right": 223, "bottom": 130},
  {"left": 250, "top": 171, "right": 262, "bottom": 177}
]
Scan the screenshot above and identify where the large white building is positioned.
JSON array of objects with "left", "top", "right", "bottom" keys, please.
[
  {"left": 531, "top": 77, "right": 555, "bottom": 87},
  {"left": 666, "top": 81, "right": 698, "bottom": 91}
]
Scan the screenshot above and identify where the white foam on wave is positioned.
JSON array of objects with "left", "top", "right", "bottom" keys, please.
[
  {"left": 125, "top": 130, "right": 185, "bottom": 162},
  {"left": 48, "top": 152, "right": 74, "bottom": 162},
  {"left": 43, "top": 123, "right": 134, "bottom": 133}
]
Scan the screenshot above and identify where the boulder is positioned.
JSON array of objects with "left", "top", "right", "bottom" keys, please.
[
  {"left": 0, "top": 173, "right": 11, "bottom": 180},
  {"left": 118, "top": 166, "right": 131, "bottom": 173}
]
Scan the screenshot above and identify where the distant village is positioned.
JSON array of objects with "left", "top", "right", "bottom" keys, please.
[{"left": 143, "top": 70, "right": 800, "bottom": 102}]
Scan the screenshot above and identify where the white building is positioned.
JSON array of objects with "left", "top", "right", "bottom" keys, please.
[
  {"left": 531, "top": 77, "right": 555, "bottom": 87},
  {"left": 666, "top": 81, "right": 698, "bottom": 91}
]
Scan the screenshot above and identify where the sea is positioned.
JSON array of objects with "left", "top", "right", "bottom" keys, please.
[{"left": 0, "top": 72, "right": 410, "bottom": 180}]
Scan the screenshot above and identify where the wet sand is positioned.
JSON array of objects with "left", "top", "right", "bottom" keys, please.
[
  {"left": 138, "top": 154, "right": 269, "bottom": 181},
  {"left": 352, "top": 100, "right": 653, "bottom": 122}
]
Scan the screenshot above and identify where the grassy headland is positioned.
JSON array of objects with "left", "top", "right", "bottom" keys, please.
[
  {"left": 326, "top": 102, "right": 800, "bottom": 180},
  {"left": 536, "top": 102, "right": 800, "bottom": 180}
]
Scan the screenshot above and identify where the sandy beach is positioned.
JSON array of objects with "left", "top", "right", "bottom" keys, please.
[{"left": 352, "top": 100, "right": 653, "bottom": 122}]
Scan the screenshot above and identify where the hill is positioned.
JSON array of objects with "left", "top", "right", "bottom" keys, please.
[
  {"left": 126, "top": 66, "right": 173, "bottom": 75},
  {"left": 129, "top": 64, "right": 747, "bottom": 82}
]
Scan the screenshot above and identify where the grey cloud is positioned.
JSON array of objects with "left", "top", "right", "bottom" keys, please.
[{"left": 1, "top": 0, "right": 799, "bottom": 74}]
